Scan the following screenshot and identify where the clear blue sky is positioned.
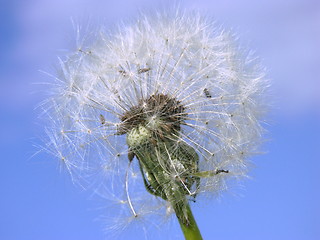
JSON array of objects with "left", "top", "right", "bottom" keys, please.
[{"left": 0, "top": 0, "right": 319, "bottom": 239}]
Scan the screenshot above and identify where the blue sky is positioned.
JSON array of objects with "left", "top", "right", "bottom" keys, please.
[{"left": 0, "top": 0, "right": 319, "bottom": 239}]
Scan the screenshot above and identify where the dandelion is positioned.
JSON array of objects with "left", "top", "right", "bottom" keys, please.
[{"left": 43, "top": 10, "right": 268, "bottom": 240}]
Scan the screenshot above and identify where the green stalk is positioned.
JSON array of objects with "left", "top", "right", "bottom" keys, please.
[
  {"left": 175, "top": 203, "right": 203, "bottom": 240},
  {"left": 127, "top": 126, "right": 203, "bottom": 239}
]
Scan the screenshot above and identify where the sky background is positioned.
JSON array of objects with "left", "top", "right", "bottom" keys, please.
[{"left": 0, "top": 0, "right": 319, "bottom": 239}]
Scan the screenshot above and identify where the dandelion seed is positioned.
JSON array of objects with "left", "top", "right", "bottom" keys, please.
[
  {"left": 138, "top": 68, "right": 151, "bottom": 74},
  {"left": 43, "top": 10, "right": 268, "bottom": 240},
  {"left": 203, "top": 88, "right": 212, "bottom": 98},
  {"left": 99, "top": 114, "right": 106, "bottom": 125}
]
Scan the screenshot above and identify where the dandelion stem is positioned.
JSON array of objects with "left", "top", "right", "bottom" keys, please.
[{"left": 175, "top": 203, "right": 203, "bottom": 240}]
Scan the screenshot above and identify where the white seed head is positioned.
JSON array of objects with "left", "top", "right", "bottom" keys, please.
[{"left": 43, "top": 10, "right": 268, "bottom": 231}]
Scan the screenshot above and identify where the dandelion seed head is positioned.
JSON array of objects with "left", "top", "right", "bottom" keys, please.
[{"left": 44, "top": 9, "right": 268, "bottom": 231}]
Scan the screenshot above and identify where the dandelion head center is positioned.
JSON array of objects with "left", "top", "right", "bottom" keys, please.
[{"left": 117, "top": 94, "right": 186, "bottom": 147}]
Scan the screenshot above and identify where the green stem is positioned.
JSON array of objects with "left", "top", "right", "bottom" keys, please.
[{"left": 176, "top": 203, "right": 203, "bottom": 240}]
